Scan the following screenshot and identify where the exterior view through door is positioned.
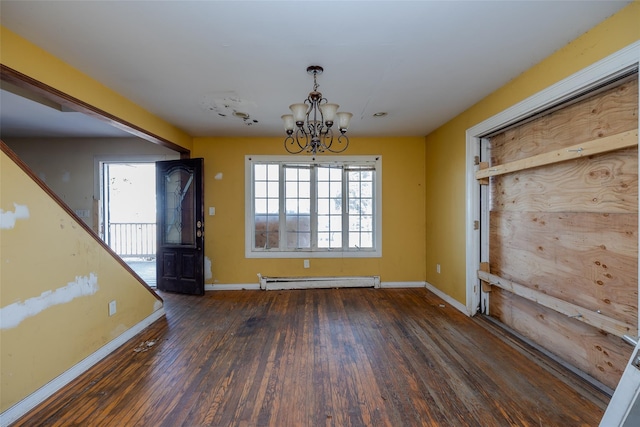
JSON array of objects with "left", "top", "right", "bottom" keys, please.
[{"left": 102, "top": 162, "right": 157, "bottom": 286}]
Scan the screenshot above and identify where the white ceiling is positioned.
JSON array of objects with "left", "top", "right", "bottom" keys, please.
[{"left": 0, "top": 0, "right": 632, "bottom": 139}]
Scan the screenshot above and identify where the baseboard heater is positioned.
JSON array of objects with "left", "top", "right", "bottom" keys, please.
[{"left": 258, "top": 274, "right": 381, "bottom": 290}]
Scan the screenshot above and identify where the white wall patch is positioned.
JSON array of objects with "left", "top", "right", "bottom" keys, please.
[
  {"left": 204, "top": 256, "right": 213, "bottom": 281},
  {"left": 0, "top": 203, "right": 30, "bottom": 229},
  {"left": 0, "top": 273, "right": 99, "bottom": 329}
]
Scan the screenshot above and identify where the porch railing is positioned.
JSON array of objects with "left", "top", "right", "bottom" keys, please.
[{"left": 108, "top": 222, "right": 156, "bottom": 258}]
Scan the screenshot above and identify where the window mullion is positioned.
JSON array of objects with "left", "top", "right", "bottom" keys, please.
[
  {"left": 311, "top": 165, "right": 318, "bottom": 250},
  {"left": 278, "top": 164, "right": 286, "bottom": 251},
  {"left": 371, "top": 171, "right": 376, "bottom": 248},
  {"left": 342, "top": 168, "right": 349, "bottom": 250}
]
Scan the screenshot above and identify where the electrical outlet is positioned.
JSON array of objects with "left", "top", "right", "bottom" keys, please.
[
  {"left": 108, "top": 300, "right": 117, "bottom": 316},
  {"left": 436, "top": 264, "right": 441, "bottom": 274},
  {"left": 304, "top": 259, "right": 310, "bottom": 269}
]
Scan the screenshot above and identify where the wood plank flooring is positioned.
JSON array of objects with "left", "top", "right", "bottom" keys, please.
[{"left": 12, "top": 288, "right": 610, "bottom": 426}]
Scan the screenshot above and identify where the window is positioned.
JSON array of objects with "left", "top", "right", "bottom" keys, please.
[{"left": 246, "top": 155, "right": 382, "bottom": 258}]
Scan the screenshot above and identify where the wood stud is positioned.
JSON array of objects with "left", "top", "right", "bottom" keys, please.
[
  {"left": 477, "top": 269, "right": 634, "bottom": 338},
  {"left": 476, "top": 129, "right": 638, "bottom": 181}
]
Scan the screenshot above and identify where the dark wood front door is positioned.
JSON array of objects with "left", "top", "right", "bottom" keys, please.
[{"left": 156, "top": 158, "right": 204, "bottom": 295}]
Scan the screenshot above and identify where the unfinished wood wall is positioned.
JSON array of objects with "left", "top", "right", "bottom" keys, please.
[{"left": 485, "top": 75, "right": 638, "bottom": 390}]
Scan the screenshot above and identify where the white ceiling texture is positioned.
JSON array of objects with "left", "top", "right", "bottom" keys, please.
[{"left": 0, "top": 0, "right": 632, "bottom": 140}]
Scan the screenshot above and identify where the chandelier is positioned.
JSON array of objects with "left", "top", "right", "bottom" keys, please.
[{"left": 282, "top": 65, "right": 353, "bottom": 155}]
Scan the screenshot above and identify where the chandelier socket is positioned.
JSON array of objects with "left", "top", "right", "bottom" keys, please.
[
  {"left": 289, "top": 103, "right": 308, "bottom": 123},
  {"left": 281, "top": 114, "right": 294, "bottom": 132},
  {"left": 337, "top": 112, "right": 353, "bottom": 132},
  {"left": 320, "top": 103, "right": 339, "bottom": 123}
]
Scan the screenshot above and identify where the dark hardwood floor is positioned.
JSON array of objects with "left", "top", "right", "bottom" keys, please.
[{"left": 13, "top": 288, "right": 609, "bottom": 426}]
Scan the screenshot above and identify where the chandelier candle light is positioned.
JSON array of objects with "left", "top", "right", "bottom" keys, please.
[{"left": 282, "top": 65, "right": 353, "bottom": 155}]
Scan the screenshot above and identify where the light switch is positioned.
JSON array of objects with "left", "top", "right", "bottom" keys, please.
[{"left": 209, "top": 207, "right": 215, "bottom": 216}]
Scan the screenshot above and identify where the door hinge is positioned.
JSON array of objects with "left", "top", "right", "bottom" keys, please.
[
  {"left": 474, "top": 156, "right": 480, "bottom": 166},
  {"left": 473, "top": 220, "right": 480, "bottom": 230}
]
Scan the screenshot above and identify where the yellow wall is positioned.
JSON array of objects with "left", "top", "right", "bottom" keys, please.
[
  {"left": 0, "top": 26, "right": 193, "bottom": 153},
  {"left": 0, "top": 26, "right": 191, "bottom": 416},
  {"left": 424, "top": 2, "right": 640, "bottom": 303},
  {"left": 0, "top": 148, "right": 163, "bottom": 412},
  {"left": 193, "top": 136, "right": 427, "bottom": 285}
]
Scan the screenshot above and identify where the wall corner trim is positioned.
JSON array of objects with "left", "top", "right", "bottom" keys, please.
[{"left": 0, "top": 309, "right": 166, "bottom": 427}]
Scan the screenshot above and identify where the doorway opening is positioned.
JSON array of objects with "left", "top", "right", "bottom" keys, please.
[{"left": 102, "top": 162, "right": 157, "bottom": 287}]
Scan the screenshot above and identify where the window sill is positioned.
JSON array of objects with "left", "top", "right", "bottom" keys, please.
[{"left": 245, "top": 249, "right": 382, "bottom": 259}]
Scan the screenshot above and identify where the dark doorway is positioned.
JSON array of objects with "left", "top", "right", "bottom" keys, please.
[{"left": 156, "top": 158, "right": 204, "bottom": 295}]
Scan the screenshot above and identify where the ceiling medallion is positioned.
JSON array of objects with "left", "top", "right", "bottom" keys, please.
[{"left": 281, "top": 65, "right": 353, "bottom": 156}]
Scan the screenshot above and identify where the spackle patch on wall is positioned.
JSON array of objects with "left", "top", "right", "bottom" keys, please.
[
  {"left": 204, "top": 256, "right": 213, "bottom": 281},
  {"left": 0, "top": 273, "right": 99, "bottom": 329},
  {"left": 0, "top": 203, "right": 30, "bottom": 229}
]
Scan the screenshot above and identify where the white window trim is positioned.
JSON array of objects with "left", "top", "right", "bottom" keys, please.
[{"left": 245, "top": 155, "right": 382, "bottom": 258}]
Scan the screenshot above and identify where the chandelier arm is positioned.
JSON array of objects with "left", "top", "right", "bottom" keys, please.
[
  {"left": 326, "top": 132, "right": 349, "bottom": 154},
  {"left": 284, "top": 135, "right": 304, "bottom": 154},
  {"left": 309, "top": 101, "right": 320, "bottom": 136},
  {"left": 297, "top": 128, "right": 312, "bottom": 152},
  {"left": 318, "top": 129, "right": 333, "bottom": 152},
  {"left": 306, "top": 118, "right": 317, "bottom": 137},
  {"left": 284, "top": 128, "right": 311, "bottom": 154}
]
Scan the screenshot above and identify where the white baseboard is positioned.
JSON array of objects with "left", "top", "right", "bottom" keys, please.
[
  {"left": 380, "top": 281, "right": 426, "bottom": 288},
  {"left": 425, "top": 281, "right": 470, "bottom": 315},
  {"left": 0, "top": 308, "right": 165, "bottom": 427},
  {"left": 205, "top": 283, "right": 260, "bottom": 291},
  {"left": 258, "top": 275, "right": 380, "bottom": 290}
]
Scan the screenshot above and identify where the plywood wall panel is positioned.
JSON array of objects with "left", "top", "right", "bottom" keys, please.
[
  {"left": 490, "top": 289, "right": 629, "bottom": 390},
  {"left": 491, "top": 147, "right": 638, "bottom": 213},
  {"left": 490, "top": 210, "right": 637, "bottom": 326},
  {"left": 490, "top": 78, "right": 638, "bottom": 165},
  {"left": 487, "top": 75, "right": 638, "bottom": 388}
]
